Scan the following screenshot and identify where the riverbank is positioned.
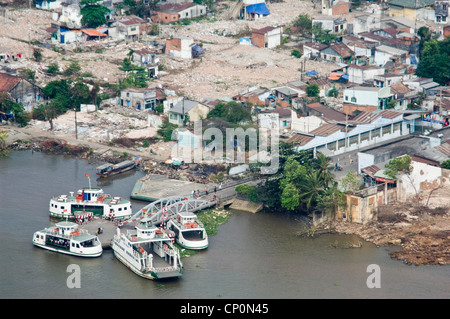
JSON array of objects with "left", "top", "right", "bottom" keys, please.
[{"left": 318, "top": 202, "right": 449, "bottom": 266}]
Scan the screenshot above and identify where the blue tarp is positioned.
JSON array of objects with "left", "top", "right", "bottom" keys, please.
[
  {"left": 192, "top": 45, "right": 204, "bottom": 54},
  {"left": 246, "top": 3, "right": 270, "bottom": 15},
  {"left": 341, "top": 74, "right": 349, "bottom": 80},
  {"left": 410, "top": 56, "right": 418, "bottom": 65},
  {"left": 306, "top": 70, "right": 318, "bottom": 76}
]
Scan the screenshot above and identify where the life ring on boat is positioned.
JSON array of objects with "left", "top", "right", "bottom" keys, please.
[
  {"left": 138, "top": 246, "right": 144, "bottom": 254},
  {"left": 164, "top": 244, "right": 168, "bottom": 252}
]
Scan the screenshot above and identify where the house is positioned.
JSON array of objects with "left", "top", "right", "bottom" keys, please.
[
  {"left": 58, "top": 3, "right": 82, "bottom": 29},
  {"left": 233, "top": 87, "right": 270, "bottom": 106},
  {"left": 373, "top": 73, "right": 404, "bottom": 88},
  {"left": 132, "top": 48, "right": 160, "bottom": 78},
  {"left": 344, "top": 38, "right": 375, "bottom": 64},
  {"left": 58, "top": 27, "right": 84, "bottom": 44},
  {"left": 373, "top": 45, "right": 409, "bottom": 66},
  {"left": 116, "top": 16, "right": 146, "bottom": 41},
  {"left": 302, "top": 42, "right": 328, "bottom": 59},
  {"left": 81, "top": 29, "right": 108, "bottom": 41},
  {"left": 390, "top": 83, "right": 414, "bottom": 110},
  {"left": 344, "top": 86, "right": 393, "bottom": 109},
  {"left": 251, "top": 26, "right": 283, "bottom": 49},
  {"left": 240, "top": 0, "right": 270, "bottom": 20},
  {"left": 290, "top": 109, "right": 412, "bottom": 156},
  {"left": 271, "top": 83, "right": 306, "bottom": 105},
  {"left": 352, "top": 14, "right": 382, "bottom": 35},
  {"left": 404, "top": 77, "right": 440, "bottom": 95},
  {"left": 321, "top": 0, "right": 350, "bottom": 16},
  {"left": 153, "top": 2, "right": 207, "bottom": 24},
  {"left": 35, "top": 0, "right": 64, "bottom": 10},
  {"left": 119, "top": 87, "right": 157, "bottom": 111},
  {"left": 291, "top": 102, "right": 347, "bottom": 133},
  {"left": 167, "top": 98, "right": 209, "bottom": 126},
  {"left": 258, "top": 108, "right": 292, "bottom": 131},
  {"left": 347, "top": 65, "right": 385, "bottom": 85},
  {"left": 165, "top": 36, "right": 194, "bottom": 59},
  {"left": 0, "top": 73, "right": 44, "bottom": 112},
  {"left": 435, "top": 1, "right": 450, "bottom": 24},
  {"left": 312, "top": 17, "right": 347, "bottom": 36},
  {"left": 387, "top": 0, "right": 436, "bottom": 21},
  {"left": 319, "top": 42, "right": 353, "bottom": 63}
]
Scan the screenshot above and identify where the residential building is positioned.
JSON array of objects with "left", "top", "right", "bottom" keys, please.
[
  {"left": 319, "top": 42, "right": 353, "bottom": 63},
  {"left": 321, "top": 0, "right": 350, "bottom": 16},
  {"left": 387, "top": 0, "right": 436, "bottom": 21},
  {"left": 373, "top": 45, "right": 409, "bottom": 66},
  {"left": 165, "top": 36, "right": 194, "bottom": 59},
  {"left": 347, "top": 65, "right": 385, "bottom": 85},
  {"left": 35, "top": 0, "right": 64, "bottom": 10},
  {"left": 153, "top": 2, "right": 207, "bottom": 24},
  {"left": 312, "top": 17, "right": 347, "bottom": 36},
  {"left": 258, "top": 108, "right": 292, "bottom": 131},
  {"left": 167, "top": 98, "right": 209, "bottom": 126},
  {"left": 116, "top": 16, "right": 146, "bottom": 41},
  {"left": 251, "top": 26, "right": 283, "bottom": 49},
  {"left": 390, "top": 83, "right": 415, "bottom": 110},
  {"left": 58, "top": 3, "right": 82, "bottom": 29},
  {"left": 119, "top": 87, "right": 157, "bottom": 111},
  {"left": 0, "top": 73, "right": 44, "bottom": 112},
  {"left": 404, "top": 77, "right": 440, "bottom": 95},
  {"left": 239, "top": 0, "right": 270, "bottom": 20},
  {"left": 233, "top": 87, "right": 270, "bottom": 106},
  {"left": 373, "top": 73, "right": 404, "bottom": 88},
  {"left": 352, "top": 14, "right": 382, "bottom": 35},
  {"left": 291, "top": 102, "right": 347, "bottom": 133},
  {"left": 302, "top": 42, "right": 328, "bottom": 59},
  {"left": 344, "top": 86, "right": 393, "bottom": 109},
  {"left": 132, "top": 49, "right": 160, "bottom": 78}
]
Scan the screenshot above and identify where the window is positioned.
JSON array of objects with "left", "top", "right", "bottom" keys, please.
[
  {"left": 360, "top": 132, "right": 370, "bottom": 142},
  {"left": 393, "top": 122, "right": 401, "bottom": 133},
  {"left": 349, "top": 135, "right": 358, "bottom": 146},
  {"left": 326, "top": 142, "right": 336, "bottom": 151},
  {"left": 338, "top": 139, "right": 346, "bottom": 149},
  {"left": 382, "top": 125, "right": 392, "bottom": 135},
  {"left": 345, "top": 96, "right": 348, "bottom": 101},
  {"left": 351, "top": 97, "right": 357, "bottom": 103},
  {"left": 372, "top": 128, "right": 381, "bottom": 138}
]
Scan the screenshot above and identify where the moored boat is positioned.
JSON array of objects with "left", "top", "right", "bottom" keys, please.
[
  {"left": 49, "top": 187, "right": 132, "bottom": 220},
  {"left": 32, "top": 221, "right": 102, "bottom": 257},
  {"left": 96, "top": 160, "right": 137, "bottom": 178},
  {"left": 111, "top": 218, "right": 183, "bottom": 280},
  {"left": 166, "top": 211, "right": 208, "bottom": 250}
]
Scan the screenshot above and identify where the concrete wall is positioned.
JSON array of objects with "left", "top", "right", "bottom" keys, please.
[{"left": 337, "top": 183, "right": 397, "bottom": 224}]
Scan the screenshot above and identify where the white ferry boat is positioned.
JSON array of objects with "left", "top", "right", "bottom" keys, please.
[
  {"left": 111, "top": 218, "right": 183, "bottom": 280},
  {"left": 32, "top": 221, "right": 102, "bottom": 257},
  {"left": 167, "top": 211, "right": 208, "bottom": 250},
  {"left": 49, "top": 187, "right": 132, "bottom": 220}
]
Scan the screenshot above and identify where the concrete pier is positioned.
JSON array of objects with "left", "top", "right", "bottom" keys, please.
[{"left": 131, "top": 174, "right": 216, "bottom": 202}]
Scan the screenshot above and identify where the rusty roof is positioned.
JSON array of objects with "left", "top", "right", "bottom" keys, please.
[
  {"left": 306, "top": 103, "right": 347, "bottom": 122},
  {"left": 349, "top": 111, "right": 381, "bottom": 124},
  {"left": 288, "top": 133, "right": 314, "bottom": 146},
  {"left": 0, "top": 73, "right": 21, "bottom": 92},
  {"left": 361, "top": 165, "right": 381, "bottom": 178},
  {"left": 435, "top": 140, "right": 450, "bottom": 157},
  {"left": 252, "top": 26, "right": 277, "bottom": 34},
  {"left": 310, "top": 123, "right": 345, "bottom": 137},
  {"left": 329, "top": 43, "right": 353, "bottom": 58},
  {"left": 379, "top": 109, "right": 402, "bottom": 119}
]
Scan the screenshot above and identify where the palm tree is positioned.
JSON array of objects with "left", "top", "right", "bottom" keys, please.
[
  {"left": 311, "top": 152, "right": 335, "bottom": 188},
  {"left": 299, "top": 170, "right": 323, "bottom": 211}
]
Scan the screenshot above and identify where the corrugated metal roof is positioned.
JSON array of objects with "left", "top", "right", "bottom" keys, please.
[
  {"left": 0, "top": 73, "right": 21, "bottom": 92},
  {"left": 379, "top": 109, "right": 402, "bottom": 119},
  {"left": 310, "top": 123, "right": 344, "bottom": 137},
  {"left": 288, "top": 134, "right": 313, "bottom": 146},
  {"left": 435, "top": 140, "right": 450, "bottom": 157},
  {"left": 361, "top": 164, "right": 381, "bottom": 178}
]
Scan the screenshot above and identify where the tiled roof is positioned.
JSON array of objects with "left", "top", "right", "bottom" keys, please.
[
  {"left": 0, "top": 73, "right": 21, "bottom": 92},
  {"left": 253, "top": 26, "right": 277, "bottom": 34},
  {"left": 391, "top": 83, "right": 411, "bottom": 95},
  {"left": 329, "top": 43, "right": 353, "bottom": 58},
  {"left": 81, "top": 29, "right": 107, "bottom": 37}
]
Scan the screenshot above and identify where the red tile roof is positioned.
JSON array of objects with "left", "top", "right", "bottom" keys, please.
[
  {"left": 288, "top": 133, "right": 314, "bottom": 146},
  {"left": 0, "top": 73, "right": 21, "bottom": 92},
  {"left": 306, "top": 103, "right": 347, "bottom": 122}
]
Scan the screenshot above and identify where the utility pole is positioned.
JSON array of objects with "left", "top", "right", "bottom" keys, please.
[{"left": 74, "top": 108, "right": 78, "bottom": 139}]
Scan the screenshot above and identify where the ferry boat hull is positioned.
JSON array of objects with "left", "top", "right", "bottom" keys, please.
[
  {"left": 111, "top": 219, "right": 183, "bottom": 280},
  {"left": 96, "top": 160, "right": 137, "bottom": 178},
  {"left": 32, "top": 222, "right": 103, "bottom": 258},
  {"left": 167, "top": 212, "right": 208, "bottom": 250},
  {"left": 49, "top": 187, "right": 132, "bottom": 220}
]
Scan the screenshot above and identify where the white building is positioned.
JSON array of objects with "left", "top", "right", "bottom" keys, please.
[
  {"left": 373, "top": 45, "right": 409, "bottom": 67},
  {"left": 343, "top": 86, "right": 393, "bottom": 109},
  {"left": 59, "top": 4, "right": 82, "bottom": 29},
  {"left": 289, "top": 110, "right": 413, "bottom": 156},
  {"left": 347, "top": 65, "right": 385, "bottom": 84}
]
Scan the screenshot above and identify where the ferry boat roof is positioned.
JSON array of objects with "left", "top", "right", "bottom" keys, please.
[{"left": 178, "top": 211, "right": 196, "bottom": 218}]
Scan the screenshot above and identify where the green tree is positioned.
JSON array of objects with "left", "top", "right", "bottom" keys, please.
[
  {"left": 384, "top": 155, "right": 413, "bottom": 181},
  {"left": 0, "top": 92, "right": 29, "bottom": 127},
  {"left": 312, "top": 25, "right": 337, "bottom": 44},
  {"left": 63, "top": 61, "right": 81, "bottom": 76},
  {"left": 80, "top": 0, "right": 110, "bottom": 28},
  {"left": 416, "top": 37, "right": 450, "bottom": 85},
  {"left": 441, "top": 159, "right": 450, "bottom": 169},
  {"left": 207, "top": 101, "right": 251, "bottom": 124},
  {"left": 311, "top": 152, "right": 334, "bottom": 188},
  {"left": 0, "top": 128, "right": 10, "bottom": 157},
  {"left": 46, "top": 62, "right": 60, "bottom": 74},
  {"left": 341, "top": 170, "right": 362, "bottom": 193},
  {"left": 306, "top": 83, "right": 320, "bottom": 97},
  {"left": 292, "top": 14, "right": 312, "bottom": 34},
  {"left": 327, "top": 86, "right": 339, "bottom": 98}
]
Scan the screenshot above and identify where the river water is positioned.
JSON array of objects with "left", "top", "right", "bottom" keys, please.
[{"left": 0, "top": 150, "right": 448, "bottom": 299}]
